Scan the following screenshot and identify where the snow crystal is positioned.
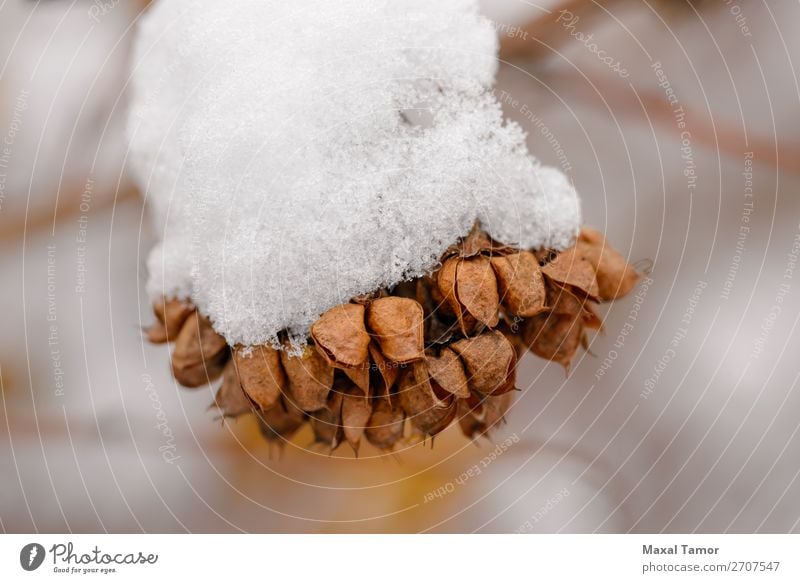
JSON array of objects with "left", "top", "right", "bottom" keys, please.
[{"left": 127, "top": 0, "right": 581, "bottom": 347}]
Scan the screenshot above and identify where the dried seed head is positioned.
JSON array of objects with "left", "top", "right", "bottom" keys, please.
[
  {"left": 456, "top": 256, "right": 500, "bottom": 331},
  {"left": 311, "top": 303, "right": 371, "bottom": 368},
  {"left": 542, "top": 247, "right": 600, "bottom": 301},
  {"left": 450, "top": 331, "right": 516, "bottom": 395},
  {"left": 280, "top": 344, "right": 333, "bottom": 412},
  {"left": 171, "top": 312, "right": 229, "bottom": 387},
  {"left": 341, "top": 385, "right": 373, "bottom": 454},
  {"left": 578, "top": 227, "right": 640, "bottom": 300},
  {"left": 365, "top": 398, "right": 405, "bottom": 450},
  {"left": 366, "top": 297, "right": 424, "bottom": 363},
  {"left": 213, "top": 360, "right": 252, "bottom": 418},
  {"left": 490, "top": 251, "right": 546, "bottom": 317},
  {"left": 233, "top": 344, "right": 286, "bottom": 410},
  {"left": 425, "top": 347, "right": 469, "bottom": 399}
]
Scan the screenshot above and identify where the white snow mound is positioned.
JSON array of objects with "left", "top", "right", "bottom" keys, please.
[{"left": 127, "top": 0, "right": 581, "bottom": 347}]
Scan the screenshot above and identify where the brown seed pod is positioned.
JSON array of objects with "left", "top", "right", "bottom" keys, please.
[
  {"left": 448, "top": 222, "right": 516, "bottom": 259},
  {"left": 542, "top": 247, "right": 600, "bottom": 301},
  {"left": 154, "top": 298, "right": 195, "bottom": 340},
  {"left": 458, "top": 402, "right": 484, "bottom": 440},
  {"left": 311, "top": 303, "right": 371, "bottom": 368},
  {"left": 482, "top": 391, "right": 513, "bottom": 430},
  {"left": 424, "top": 347, "right": 469, "bottom": 399},
  {"left": 578, "top": 227, "right": 640, "bottom": 300},
  {"left": 436, "top": 257, "right": 462, "bottom": 320},
  {"left": 343, "top": 366, "right": 371, "bottom": 395},
  {"left": 171, "top": 312, "right": 229, "bottom": 387},
  {"left": 369, "top": 343, "right": 399, "bottom": 401},
  {"left": 455, "top": 256, "right": 500, "bottom": 331},
  {"left": 233, "top": 345, "right": 286, "bottom": 411},
  {"left": 257, "top": 398, "right": 305, "bottom": 442},
  {"left": 450, "top": 331, "right": 516, "bottom": 395},
  {"left": 146, "top": 320, "right": 169, "bottom": 344},
  {"left": 213, "top": 360, "right": 252, "bottom": 418},
  {"left": 310, "top": 382, "right": 345, "bottom": 449},
  {"left": 366, "top": 297, "right": 425, "bottom": 363},
  {"left": 457, "top": 392, "right": 513, "bottom": 439},
  {"left": 522, "top": 307, "right": 583, "bottom": 369},
  {"left": 398, "top": 366, "right": 455, "bottom": 436},
  {"left": 490, "top": 251, "right": 546, "bottom": 317},
  {"left": 341, "top": 385, "right": 373, "bottom": 454},
  {"left": 365, "top": 398, "right": 405, "bottom": 450},
  {"left": 280, "top": 345, "right": 333, "bottom": 412},
  {"left": 416, "top": 278, "right": 457, "bottom": 345},
  {"left": 458, "top": 226, "right": 494, "bottom": 258}
]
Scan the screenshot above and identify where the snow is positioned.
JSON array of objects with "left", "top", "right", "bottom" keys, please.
[{"left": 127, "top": 0, "right": 581, "bottom": 347}]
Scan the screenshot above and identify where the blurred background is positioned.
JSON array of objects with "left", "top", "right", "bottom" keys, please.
[{"left": 1, "top": 0, "right": 799, "bottom": 533}]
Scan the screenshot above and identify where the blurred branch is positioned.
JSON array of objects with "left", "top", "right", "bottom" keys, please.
[
  {"left": 499, "top": 0, "right": 621, "bottom": 61},
  {"left": 499, "top": 1, "right": 800, "bottom": 174},
  {"left": 0, "top": 182, "right": 138, "bottom": 246}
]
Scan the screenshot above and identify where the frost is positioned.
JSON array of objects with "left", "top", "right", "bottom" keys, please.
[{"left": 127, "top": 0, "right": 581, "bottom": 346}]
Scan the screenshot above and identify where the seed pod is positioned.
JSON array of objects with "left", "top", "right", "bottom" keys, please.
[
  {"left": 450, "top": 331, "right": 516, "bottom": 395},
  {"left": 280, "top": 345, "right": 333, "bottom": 412},
  {"left": 458, "top": 404, "right": 484, "bottom": 440},
  {"left": 482, "top": 391, "right": 513, "bottom": 430},
  {"left": 457, "top": 392, "right": 513, "bottom": 439},
  {"left": 310, "top": 383, "right": 345, "bottom": 449},
  {"left": 311, "top": 303, "right": 371, "bottom": 368},
  {"left": 341, "top": 385, "right": 373, "bottom": 454},
  {"left": 146, "top": 320, "right": 169, "bottom": 344},
  {"left": 455, "top": 222, "right": 516, "bottom": 258},
  {"left": 542, "top": 247, "right": 600, "bottom": 301},
  {"left": 456, "top": 257, "right": 500, "bottom": 331},
  {"left": 366, "top": 297, "right": 424, "bottom": 363},
  {"left": 436, "top": 257, "right": 462, "bottom": 320},
  {"left": 154, "top": 298, "right": 195, "bottom": 340},
  {"left": 497, "top": 319, "right": 528, "bottom": 360},
  {"left": 415, "top": 279, "right": 457, "bottom": 345},
  {"left": 547, "top": 282, "right": 602, "bottom": 331},
  {"left": 522, "top": 308, "right": 583, "bottom": 369},
  {"left": 365, "top": 398, "right": 405, "bottom": 450},
  {"left": 257, "top": 398, "right": 305, "bottom": 442},
  {"left": 459, "top": 226, "right": 493, "bottom": 258},
  {"left": 369, "top": 343, "right": 398, "bottom": 401},
  {"left": 233, "top": 344, "right": 286, "bottom": 411},
  {"left": 344, "top": 366, "right": 370, "bottom": 395},
  {"left": 490, "top": 251, "right": 546, "bottom": 317},
  {"left": 582, "top": 302, "right": 603, "bottom": 331},
  {"left": 578, "top": 227, "right": 639, "bottom": 300},
  {"left": 398, "top": 367, "right": 454, "bottom": 436},
  {"left": 213, "top": 360, "right": 252, "bottom": 418},
  {"left": 171, "top": 312, "right": 229, "bottom": 387},
  {"left": 425, "top": 348, "right": 469, "bottom": 399}
]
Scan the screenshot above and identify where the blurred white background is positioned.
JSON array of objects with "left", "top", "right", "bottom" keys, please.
[{"left": 1, "top": 0, "right": 799, "bottom": 533}]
